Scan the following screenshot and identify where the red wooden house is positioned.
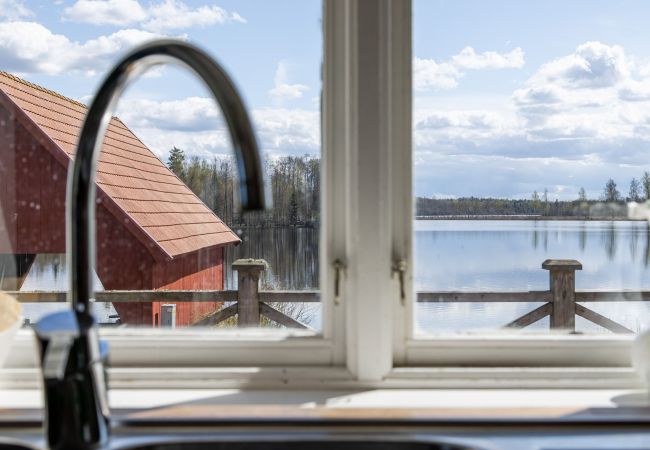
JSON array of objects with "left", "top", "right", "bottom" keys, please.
[{"left": 0, "top": 71, "right": 240, "bottom": 326}]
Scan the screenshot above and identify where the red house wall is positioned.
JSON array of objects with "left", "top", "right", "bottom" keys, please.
[
  {"left": 0, "top": 105, "right": 225, "bottom": 327},
  {"left": 0, "top": 107, "right": 66, "bottom": 254},
  {"left": 151, "top": 247, "right": 224, "bottom": 327}
]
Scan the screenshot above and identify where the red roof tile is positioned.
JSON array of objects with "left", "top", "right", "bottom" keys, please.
[{"left": 0, "top": 71, "right": 240, "bottom": 259}]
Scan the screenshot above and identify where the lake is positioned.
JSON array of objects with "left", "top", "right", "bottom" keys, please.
[
  {"left": 414, "top": 220, "right": 650, "bottom": 334},
  {"left": 14, "top": 220, "right": 650, "bottom": 333}
]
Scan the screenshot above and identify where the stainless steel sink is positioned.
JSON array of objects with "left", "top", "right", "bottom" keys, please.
[
  {"left": 0, "top": 424, "right": 488, "bottom": 450},
  {"left": 1, "top": 438, "right": 482, "bottom": 450},
  {"left": 113, "top": 438, "right": 483, "bottom": 450},
  {"left": 0, "top": 441, "right": 40, "bottom": 450}
]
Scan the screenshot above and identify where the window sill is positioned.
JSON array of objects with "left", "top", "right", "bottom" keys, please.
[
  {"left": 0, "top": 366, "right": 644, "bottom": 392},
  {"left": 405, "top": 334, "right": 635, "bottom": 367},
  {"left": 5, "top": 328, "right": 335, "bottom": 368},
  {"left": 1, "top": 386, "right": 649, "bottom": 423},
  {"left": 3, "top": 331, "right": 644, "bottom": 390}
]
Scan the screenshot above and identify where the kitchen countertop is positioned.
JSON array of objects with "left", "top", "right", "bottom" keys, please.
[
  {"left": 2, "top": 388, "right": 650, "bottom": 423},
  {"left": 4, "top": 390, "right": 650, "bottom": 450}
]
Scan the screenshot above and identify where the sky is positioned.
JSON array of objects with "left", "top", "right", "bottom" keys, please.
[
  {"left": 1, "top": 0, "right": 650, "bottom": 200},
  {"left": 414, "top": 0, "right": 650, "bottom": 200}
]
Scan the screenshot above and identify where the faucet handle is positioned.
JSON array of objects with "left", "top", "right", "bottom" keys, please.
[
  {"left": 34, "top": 310, "right": 80, "bottom": 380},
  {"left": 34, "top": 310, "right": 110, "bottom": 450}
]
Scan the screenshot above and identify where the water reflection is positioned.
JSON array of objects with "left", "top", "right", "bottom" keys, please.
[
  {"left": 15, "top": 221, "right": 650, "bottom": 333},
  {"left": 18, "top": 254, "right": 112, "bottom": 323},
  {"left": 14, "top": 228, "right": 321, "bottom": 327},
  {"left": 414, "top": 220, "right": 650, "bottom": 334},
  {"left": 603, "top": 222, "right": 617, "bottom": 259},
  {"left": 224, "top": 227, "right": 319, "bottom": 290}
]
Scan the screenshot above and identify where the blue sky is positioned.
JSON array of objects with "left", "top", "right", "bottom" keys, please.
[
  {"left": 414, "top": 0, "right": 650, "bottom": 200},
  {"left": 2, "top": 0, "right": 650, "bottom": 200},
  {"left": 0, "top": 0, "right": 322, "bottom": 166}
]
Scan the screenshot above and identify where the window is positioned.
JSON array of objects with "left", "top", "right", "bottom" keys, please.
[
  {"left": 403, "top": 0, "right": 650, "bottom": 370},
  {"left": 1, "top": 0, "right": 338, "bottom": 370},
  {"left": 1, "top": 0, "right": 644, "bottom": 389}
]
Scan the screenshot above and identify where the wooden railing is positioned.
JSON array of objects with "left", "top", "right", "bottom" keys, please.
[
  {"left": 8, "top": 258, "right": 646, "bottom": 333},
  {"left": 10, "top": 258, "right": 319, "bottom": 330},
  {"left": 417, "top": 259, "right": 644, "bottom": 333}
]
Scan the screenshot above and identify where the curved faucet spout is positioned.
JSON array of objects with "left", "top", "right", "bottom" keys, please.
[
  {"left": 69, "top": 39, "right": 266, "bottom": 315},
  {"left": 34, "top": 40, "right": 266, "bottom": 450}
]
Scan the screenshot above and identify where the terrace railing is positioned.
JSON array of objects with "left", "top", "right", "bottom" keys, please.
[
  {"left": 9, "top": 258, "right": 645, "bottom": 333},
  {"left": 418, "top": 259, "right": 641, "bottom": 334}
]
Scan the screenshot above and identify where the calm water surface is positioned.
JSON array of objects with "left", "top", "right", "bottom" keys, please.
[
  {"left": 224, "top": 227, "right": 319, "bottom": 290},
  {"left": 415, "top": 220, "right": 650, "bottom": 333},
  {"left": 15, "top": 220, "right": 650, "bottom": 333}
]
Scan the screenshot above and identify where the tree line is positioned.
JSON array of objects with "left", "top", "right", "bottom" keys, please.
[
  {"left": 418, "top": 174, "right": 650, "bottom": 218},
  {"left": 416, "top": 196, "right": 614, "bottom": 217},
  {"left": 167, "top": 147, "right": 319, "bottom": 227},
  {"left": 168, "top": 148, "right": 649, "bottom": 222},
  {"left": 600, "top": 173, "right": 650, "bottom": 203}
]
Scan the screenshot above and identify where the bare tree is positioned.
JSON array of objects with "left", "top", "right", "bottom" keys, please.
[
  {"left": 643, "top": 171, "right": 650, "bottom": 200},
  {"left": 578, "top": 187, "right": 587, "bottom": 201},
  {"left": 629, "top": 177, "right": 642, "bottom": 202},
  {"left": 603, "top": 179, "right": 621, "bottom": 202}
]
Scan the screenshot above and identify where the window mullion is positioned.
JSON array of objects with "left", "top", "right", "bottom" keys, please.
[
  {"left": 387, "top": 0, "right": 413, "bottom": 366},
  {"left": 335, "top": 0, "right": 408, "bottom": 381}
]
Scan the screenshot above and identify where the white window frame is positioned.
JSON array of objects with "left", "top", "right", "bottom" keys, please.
[
  {"left": 1, "top": 0, "right": 642, "bottom": 390},
  {"left": 388, "top": 0, "right": 640, "bottom": 375},
  {"left": 2, "top": 0, "right": 357, "bottom": 380}
]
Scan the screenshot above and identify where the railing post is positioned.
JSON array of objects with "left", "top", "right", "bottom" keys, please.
[
  {"left": 232, "top": 259, "right": 267, "bottom": 327},
  {"left": 542, "top": 259, "right": 582, "bottom": 331}
]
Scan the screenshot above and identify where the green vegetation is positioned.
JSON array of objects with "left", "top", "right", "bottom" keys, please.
[
  {"left": 168, "top": 149, "right": 647, "bottom": 221},
  {"left": 603, "top": 178, "right": 620, "bottom": 202},
  {"left": 416, "top": 196, "right": 594, "bottom": 217},
  {"left": 167, "top": 148, "right": 319, "bottom": 227}
]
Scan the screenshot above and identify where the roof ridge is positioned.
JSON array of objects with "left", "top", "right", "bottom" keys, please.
[{"left": 0, "top": 71, "right": 88, "bottom": 109}]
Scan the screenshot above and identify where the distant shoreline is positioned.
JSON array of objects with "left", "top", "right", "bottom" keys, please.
[{"left": 415, "top": 215, "right": 645, "bottom": 221}]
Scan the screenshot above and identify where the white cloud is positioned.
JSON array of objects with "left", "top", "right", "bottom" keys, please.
[
  {"left": 452, "top": 46, "right": 525, "bottom": 70},
  {"left": 0, "top": 0, "right": 31, "bottom": 19},
  {"left": 131, "top": 128, "right": 231, "bottom": 159},
  {"left": 254, "top": 107, "right": 319, "bottom": 153},
  {"left": 414, "top": 109, "right": 523, "bottom": 156},
  {"left": 530, "top": 41, "right": 629, "bottom": 89},
  {"left": 509, "top": 41, "right": 650, "bottom": 142},
  {"left": 63, "top": 0, "right": 245, "bottom": 31},
  {"left": 0, "top": 21, "right": 169, "bottom": 76},
  {"left": 414, "top": 46, "right": 525, "bottom": 91},
  {"left": 144, "top": 0, "right": 245, "bottom": 32},
  {"left": 63, "top": 0, "right": 146, "bottom": 26},
  {"left": 114, "top": 96, "right": 319, "bottom": 158},
  {"left": 413, "top": 41, "right": 650, "bottom": 198},
  {"left": 412, "top": 151, "right": 634, "bottom": 200},
  {"left": 268, "top": 62, "right": 309, "bottom": 102},
  {"left": 416, "top": 110, "right": 502, "bottom": 132},
  {"left": 117, "top": 97, "right": 221, "bottom": 131},
  {"left": 413, "top": 58, "right": 461, "bottom": 91},
  {"left": 619, "top": 80, "right": 650, "bottom": 102}
]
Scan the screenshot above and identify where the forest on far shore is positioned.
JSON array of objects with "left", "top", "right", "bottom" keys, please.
[
  {"left": 167, "top": 148, "right": 647, "bottom": 225},
  {"left": 417, "top": 176, "right": 650, "bottom": 218},
  {"left": 415, "top": 197, "right": 624, "bottom": 218},
  {"left": 167, "top": 147, "right": 319, "bottom": 227}
]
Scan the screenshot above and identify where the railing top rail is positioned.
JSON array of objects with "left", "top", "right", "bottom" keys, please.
[
  {"left": 6, "top": 290, "right": 321, "bottom": 303},
  {"left": 417, "top": 290, "right": 650, "bottom": 302},
  {"left": 8, "top": 289, "right": 650, "bottom": 303},
  {"left": 416, "top": 291, "right": 551, "bottom": 302}
]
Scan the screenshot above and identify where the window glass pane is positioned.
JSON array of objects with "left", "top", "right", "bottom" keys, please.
[
  {"left": 413, "top": 0, "right": 650, "bottom": 335},
  {"left": 0, "top": 0, "right": 321, "bottom": 332}
]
